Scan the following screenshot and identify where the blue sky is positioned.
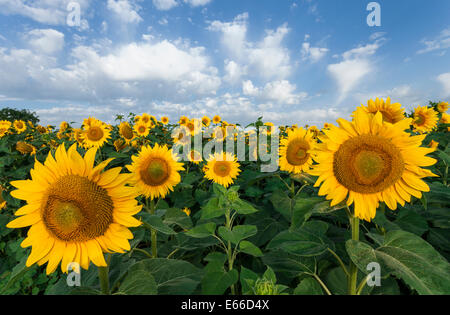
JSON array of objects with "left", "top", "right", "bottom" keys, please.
[{"left": 0, "top": 0, "right": 449, "bottom": 126}]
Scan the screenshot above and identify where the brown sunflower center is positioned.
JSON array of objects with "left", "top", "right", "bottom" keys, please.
[
  {"left": 87, "top": 126, "right": 104, "bottom": 141},
  {"left": 415, "top": 114, "right": 426, "bottom": 126},
  {"left": 16, "top": 122, "right": 24, "bottom": 129},
  {"left": 138, "top": 126, "right": 146, "bottom": 134},
  {"left": 333, "top": 134, "right": 404, "bottom": 194},
  {"left": 141, "top": 158, "right": 170, "bottom": 186},
  {"left": 214, "top": 161, "right": 231, "bottom": 177},
  {"left": 121, "top": 124, "right": 134, "bottom": 140},
  {"left": 286, "top": 139, "right": 310, "bottom": 166},
  {"left": 42, "top": 175, "right": 113, "bottom": 242}
]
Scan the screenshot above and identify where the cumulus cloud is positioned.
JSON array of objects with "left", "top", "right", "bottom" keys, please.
[
  {"left": 437, "top": 72, "right": 450, "bottom": 97},
  {"left": 242, "top": 80, "right": 308, "bottom": 105},
  {"left": 208, "top": 13, "right": 292, "bottom": 80},
  {"left": 327, "top": 38, "right": 384, "bottom": 102},
  {"left": 183, "top": 0, "right": 212, "bottom": 6},
  {"left": 301, "top": 42, "right": 328, "bottom": 63},
  {"left": 153, "top": 0, "right": 178, "bottom": 11},
  {"left": 0, "top": 0, "right": 90, "bottom": 26},
  {"left": 107, "top": 0, "right": 143, "bottom": 24},
  {"left": 24, "top": 29, "right": 65, "bottom": 55}
]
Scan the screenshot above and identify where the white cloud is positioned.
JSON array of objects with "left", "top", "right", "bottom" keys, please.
[
  {"left": 0, "top": 39, "right": 221, "bottom": 107},
  {"left": 301, "top": 42, "right": 328, "bottom": 63},
  {"left": 0, "top": 0, "right": 90, "bottom": 26},
  {"left": 153, "top": 0, "right": 178, "bottom": 11},
  {"left": 223, "top": 60, "right": 246, "bottom": 84},
  {"left": 327, "top": 39, "right": 384, "bottom": 102},
  {"left": 417, "top": 27, "right": 450, "bottom": 55},
  {"left": 328, "top": 59, "right": 373, "bottom": 102},
  {"left": 208, "top": 13, "right": 292, "bottom": 80},
  {"left": 183, "top": 0, "right": 212, "bottom": 6},
  {"left": 242, "top": 79, "right": 307, "bottom": 105},
  {"left": 107, "top": 0, "right": 142, "bottom": 24},
  {"left": 437, "top": 72, "right": 450, "bottom": 97},
  {"left": 24, "top": 29, "right": 64, "bottom": 55}
]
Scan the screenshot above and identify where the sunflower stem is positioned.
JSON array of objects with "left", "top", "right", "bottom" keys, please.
[
  {"left": 225, "top": 208, "right": 236, "bottom": 295},
  {"left": 347, "top": 212, "right": 360, "bottom": 295},
  {"left": 149, "top": 198, "right": 158, "bottom": 258},
  {"left": 98, "top": 265, "right": 110, "bottom": 295}
]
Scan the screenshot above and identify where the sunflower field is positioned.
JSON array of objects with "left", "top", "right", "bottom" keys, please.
[{"left": 0, "top": 98, "right": 449, "bottom": 296}]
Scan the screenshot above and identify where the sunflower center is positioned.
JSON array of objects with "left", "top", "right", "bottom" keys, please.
[
  {"left": 16, "top": 122, "right": 24, "bottom": 129},
  {"left": 122, "top": 125, "right": 134, "bottom": 140},
  {"left": 42, "top": 175, "right": 114, "bottom": 242},
  {"left": 138, "top": 126, "right": 146, "bottom": 134},
  {"left": 415, "top": 114, "right": 425, "bottom": 126},
  {"left": 333, "top": 134, "right": 404, "bottom": 194},
  {"left": 141, "top": 158, "right": 170, "bottom": 186},
  {"left": 286, "top": 139, "right": 310, "bottom": 166},
  {"left": 214, "top": 161, "right": 231, "bottom": 177},
  {"left": 87, "top": 126, "right": 104, "bottom": 141}
]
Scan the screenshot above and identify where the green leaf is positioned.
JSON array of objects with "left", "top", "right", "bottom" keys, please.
[
  {"left": 163, "top": 208, "right": 193, "bottom": 230},
  {"left": 145, "top": 215, "right": 176, "bottom": 235},
  {"left": 291, "top": 197, "right": 323, "bottom": 229},
  {"left": 217, "top": 225, "right": 257, "bottom": 245},
  {"left": 202, "top": 269, "right": 239, "bottom": 295},
  {"left": 239, "top": 240, "right": 263, "bottom": 257},
  {"left": 294, "top": 277, "right": 323, "bottom": 295},
  {"left": 213, "top": 183, "right": 227, "bottom": 196},
  {"left": 232, "top": 199, "right": 259, "bottom": 214},
  {"left": 118, "top": 269, "right": 157, "bottom": 295},
  {"left": 262, "top": 250, "right": 316, "bottom": 279},
  {"left": 201, "top": 197, "right": 225, "bottom": 220},
  {"left": 127, "top": 259, "right": 203, "bottom": 295},
  {"left": 266, "top": 223, "right": 329, "bottom": 257},
  {"left": 346, "top": 230, "right": 450, "bottom": 295},
  {"left": 185, "top": 222, "right": 216, "bottom": 238},
  {"left": 0, "top": 256, "right": 28, "bottom": 294},
  {"left": 270, "top": 190, "right": 291, "bottom": 220},
  {"left": 394, "top": 209, "right": 428, "bottom": 236},
  {"left": 70, "top": 287, "right": 102, "bottom": 295},
  {"left": 240, "top": 266, "right": 259, "bottom": 295}
]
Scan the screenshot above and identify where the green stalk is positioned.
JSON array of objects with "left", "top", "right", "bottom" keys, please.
[
  {"left": 98, "top": 265, "right": 110, "bottom": 295},
  {"left": 225, "top": 209, "right": 236, "bottom": 295},
  {"left": 347, "top": 214, "right": 360, "bottom": 295},
  {"left": 149, "top": 199, "right": 157, "bottom": 258}
]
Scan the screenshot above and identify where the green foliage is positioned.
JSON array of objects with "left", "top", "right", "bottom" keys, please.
[{"left": 0, "top": 107, "right": 39, "bottom": 125}]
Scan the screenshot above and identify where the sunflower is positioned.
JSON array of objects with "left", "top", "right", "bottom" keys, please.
[
  {"left": 202, "top": 116, "right": 211, "bottom": 127},
  {"left": 16, "top": 141, "right": 36, "bottom": 155},
  {"left": 134, "top": 121, "right": 150, "bottom": 137},
  {"left": 356, "top": 97, "right": 405, "bottom": 124},
  {"left": 82, "top": 118, "right": 111, "bottom": 148},
  {"left": 279, "top": 127, "right": 316, "bottom": 174},
  {"left": 126, "top": 144, "right": 184, "bottom": 200},
  {"left": 204, "top": 152, "right": 241, "bottom": 188},
  {"left": 161, "top": 116, "right": 169, "bottom": 125},
  {"left": 412, "top": 106, "right": 438, "bottom": 133},
  {"left": 6, "top": 143, "right": 142, "bottom": 274},
  {"left": 441, "top": 113, "right": 450, "bottom": 124},
  {"left": 119, "top": 122, "right": 135, "bottom": 143},
  {"left": 212, "top": 115, "right": 221, "bottom": 124},
  {"left": 172, "top": 126, "right": 191, "bottom": 145},
  {"left": 182, "top": 208, "right": 191, "bottom": 216},
  {"left": 0, "top": 186, "right": 5, "bottom": 210},
  {"left": 186, "top": 119, "right": 202, "bottom": 136},
  {"left": 179, "top": 116, "right": 189, "bottom": 126},
  {"left": 114, "top": 139, "right": 127, "bottom": 152},
  {"left": 188, "top": 149, "right": 203, "bottom": 164},
  {"left": 71, "top": 128, "right": 85, "bottom": 146},
  {"left": 59, "top": 121, "right": 69, "bottom": 132},
  {"left": 437, "top": 101, "right": 449, "bottom": 113},
  {"left": 13, "top": 120, "right": 27, "bottom": 134},
  {"left": 310, "top": 108, "right": 437, "bottom": 222},
  {"left": 0, "top": 120, "right": 11, "bottom": 138}
]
